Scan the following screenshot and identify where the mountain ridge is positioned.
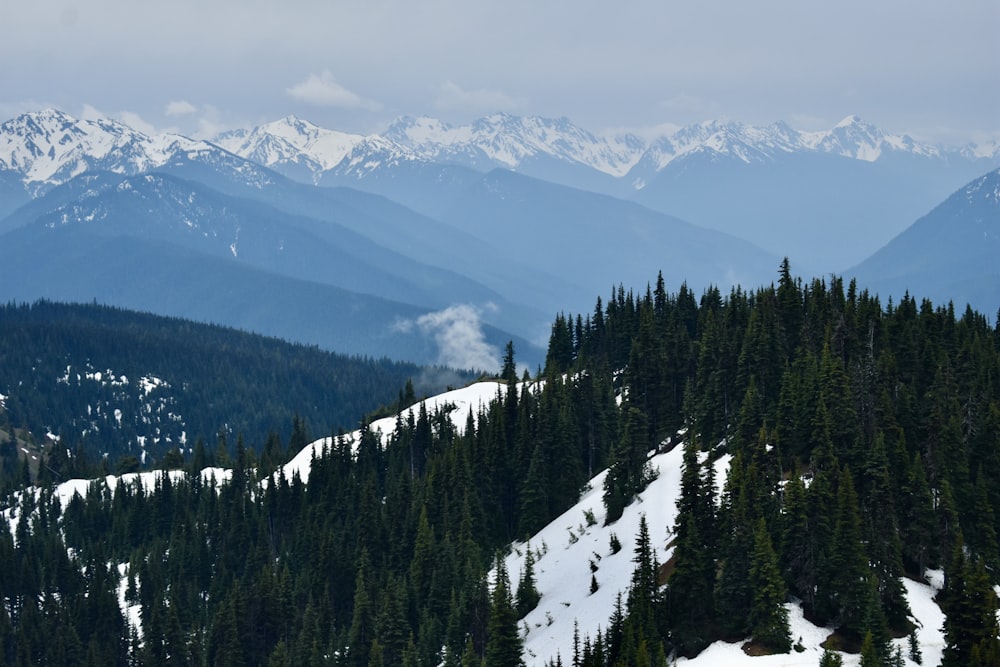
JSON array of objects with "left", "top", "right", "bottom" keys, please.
[{"left": 4, "top": 109, "right": 993, "bottom": 197}]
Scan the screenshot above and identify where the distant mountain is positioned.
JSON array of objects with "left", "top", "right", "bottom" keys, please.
[
  {"left": 0, "top": 109, "right": 231, "bottom": 196},
  {"left": 383, "top": 112, "right": 644, "bottom": 178},
  {"left": 3, "top": 108, "right": 998, "bottom": 356},
  {"left": 846, "top": 168, "right": 1000, "bottom": 315},
  {"left": 436, "top": 169, "right": 781, "bottom": 303},
  {"left": 0, "top": 171, "right": 542, "bottom": 367},
  {"left": 628, "top": 116, "right": 995, "bottom": 274},
  {"left": 1, "top": 170, "right": 509, "bottom": 311},
  {"left": 212, "top": 115, "right": 364, "bottom": 184},
  {"left": 215, "top": 112, "right": 998, "bottom": 274}
]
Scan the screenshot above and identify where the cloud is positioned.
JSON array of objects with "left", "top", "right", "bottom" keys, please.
[
  {"left": 434, "top": 80, "right": 523, "bottom": 113},
  {"left": 286, "top": 70, "right": 380, "bottom": 110},
  {"left": 81, "top": 104, "right": 160, "bottom": 136},
  {"left": 165, "top": 100, "right": 197, "bottom": 116},
  {"left": 410, "top": 304, "right": 500, "bottom": 372}
]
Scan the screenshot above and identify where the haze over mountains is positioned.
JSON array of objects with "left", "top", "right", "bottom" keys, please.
[{"left": 1, "top": 108, "right": 997, "bottom": 367}]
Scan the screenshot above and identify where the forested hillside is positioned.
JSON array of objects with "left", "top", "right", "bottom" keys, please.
[
  {"left": 0, "top": 301, "right": 464, "bottom": 490},
  {"left": 1, "top": 262, "right": 998, "bottom": 666}
]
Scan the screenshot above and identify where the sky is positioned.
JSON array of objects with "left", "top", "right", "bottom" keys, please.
[{"left": 2, "top": 0, "right": 998, "bottom": 146}]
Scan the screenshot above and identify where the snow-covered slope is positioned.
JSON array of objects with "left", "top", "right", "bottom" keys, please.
[
  {"left": 282, "top": 380, "right": 508, "bottom": 483},
  {"left": 281, "top": 378, "right": 947, "bottom": 667},
  {"left": 11, "top": 377, "right": 949, "bottom": 666},
  {"left": 504, "top": 438, "right": 945, "bottom": 667}
]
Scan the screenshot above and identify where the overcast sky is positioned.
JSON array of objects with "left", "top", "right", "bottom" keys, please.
[{"left": 2, "top": 0, "right": 997, "bottom": 145}]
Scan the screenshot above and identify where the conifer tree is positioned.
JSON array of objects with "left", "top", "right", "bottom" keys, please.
[
  {"left": 347, "top": 558, "right": 375, "bottom": 667},
  {"left": 666, "top": 437, "right": 716, "bottom": 657},
  {"left": 602, "top": 405, "right": 650, "bottom": 524},
  {"left": 714, "top": 451, "right": 756, "bottom": 638},
  {"left": 516, "top": 545, "right": 541, "bottom": 619},
  {"left": 819, "top": 648, "right": 844, "bottom": 666},
  {"left": 748, "top": 518, "right": 791, "bottom": 653},
  {"left": 830, "top": 468, "right": 878, "bottom": 642},
  {"left": 941, "top": 545, "right": 1000, "bottom": 667},
  {"left": 485, "top": 554, "right": 524, "bottom": 667},
  {"left": 626, "top": 515, "right": 659, "bottom": 640}
]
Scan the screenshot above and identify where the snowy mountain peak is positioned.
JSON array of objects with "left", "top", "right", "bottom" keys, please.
[
  {"left": 212, "top": 116, "right": 364, "bottom": 178},
  {"left": 385, "top": 112, "right": 646, "bottom": 177},
  {"left": 0, "top": 109, "right": 172, "bottom": 193},
  {"left": 806, "top": 114, "right": 940, "bottom": 161},
  {"left": 835, "top": 113, "right": 865, "bottom": 129}
]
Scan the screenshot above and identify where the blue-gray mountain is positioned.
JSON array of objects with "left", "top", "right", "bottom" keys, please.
[
  {"left": 229, "top": 113, "right": 999, "bottom": 274},
  {"left": 2, "top": 109, "right": 997, "bottom": 367},
  {"left": 846, "top": 168, "right": 1000, "bottom": 316},
  {"left": 0, "top": 169, "right": 540, "bottom": 367}
]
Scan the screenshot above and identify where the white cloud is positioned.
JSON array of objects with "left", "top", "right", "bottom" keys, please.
[
  {"left": 115, "top": 111, "right": 158, "bottom": 136},
  {"left": 413, "top": 304, "right": 500, "bottom": 372},
  {"left": 286, "top": 70, "right": 380, "bottom": 110},
  {"left": 165, "top": 100, "right": 197, "bottom": 116},
  {"left": 79, "top": 104, "right": 106, "bottom": 122},
  {"left": 79, "top": 104, "right": 162, "bottom": 135},
  {"left": 434, "top": 80, "right": 523, "bottom": 113}
]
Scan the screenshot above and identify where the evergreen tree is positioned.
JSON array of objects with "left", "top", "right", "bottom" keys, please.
[
  {"left": 830, "top": 468, "right": 880, "bottom": 643},
  {"left": 602, "top": 405, "right": 651, "bottom": 524},
  {"left": 347, "top": 558, "right": 375, "bottom": 667},
  {"left": 941, "top": 546, "right": 1000, "bottom": 667},
  {"left": 516, "top": 545, "right": 541, "bottom": 619},
  {"left": 819, "top": 648, "right": 844, "bottom": 667},
  {"left": 666, "top": 437, "right": 716, "bottom": 657},
  {"left": 748, "top": 518, "right": 791, "bottom": 653},
  {"left": 626, "top": 515, "right": 659, "bottom": 639},
  {"left": 485, "top": 554, "right": 524, "bottom": 667}
]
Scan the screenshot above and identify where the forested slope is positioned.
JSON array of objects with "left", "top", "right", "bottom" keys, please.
[
  {"left": 1, "top": 261, "right": 999, "bottom": 666},
  {"left": 0, "top": 300, "right": 464, "bottom": 488}
]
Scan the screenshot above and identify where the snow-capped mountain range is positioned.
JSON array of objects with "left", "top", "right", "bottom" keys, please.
[
  {"left": 1, "top": 108, "right": 991, "bottom": 195},
  {"left": 2, "top": 106, "right": 999, "bottom": 339},
  {"left": 210, "top": 111, "right": 974, "bottom": 185}
]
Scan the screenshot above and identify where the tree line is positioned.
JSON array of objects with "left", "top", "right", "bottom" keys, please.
[
  {"left": 0, "top": 299, "right": 465, "bottom": 494},
  {"left": 0, "top": 260, "right": 999, "bottom": 665}
]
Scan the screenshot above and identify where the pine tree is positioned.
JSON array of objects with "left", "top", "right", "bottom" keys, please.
[
  {"left": 666, "top": 437, "right": 716, "bottom": 656},
  {"left": 748, "top": 518, "right": 791, "bottom": 653},
  {"left": 714, "top": 452, "right": 754, "bottom": 639},
  {"left": 347, "top": 558, "right": 375, "bottom": 667},
  {"left": 819, "top": 648, "right": 844, "bottom": 666},
  {"left": 485, "top": 554, "right": 524, "bottom": 667},
  {"left": 516, "top": 545, "right": 541, "bottom": 619},
  {"left": 830, "top": 468, "right": 880, "bottom": 642},
  {"left": 941, "top": 546, "right": 1000, "bottom": 667},
  {"left": 602, "top": 405, "right": 651, "bottom": 524},
  {"left": 626, "top": 515, "right": 659, "bottom": 639}
]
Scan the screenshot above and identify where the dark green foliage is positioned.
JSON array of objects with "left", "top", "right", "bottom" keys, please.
[
  {"left": 819, "top": 649, "right": 844, "bottom": 667},
  {"left": 749, "top": 518, "right": 791, "bottom": 653},
  {"left": 0, "top": 300, "right": 465, "bottom": 481},
  {"left": 4, "top": 261, "right": 1000, "bottom": 665},
  {"left": 485, "top": 554, "right": 524, "bottom": 667},
  {"left": 603, "top": 405, "right": 653, "bottom": 523},
  {"left": 515, "top": 546, "right": 541, "bottom": 619},
  {"left": 665, "top": 437, "right": 717, "bottom": 657},
  {"left": 940, "top": 544, "right": 1000, "bottom": 667}
]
